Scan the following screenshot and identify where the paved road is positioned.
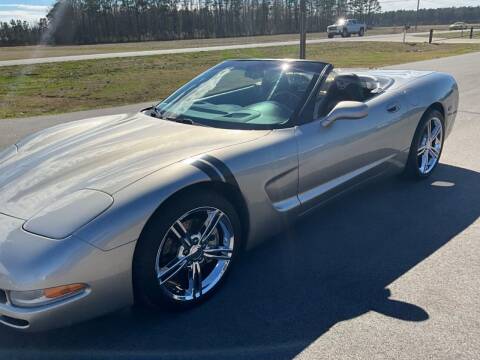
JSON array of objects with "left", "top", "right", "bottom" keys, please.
[
  {"left": 0, "top": 102, "right": 153, "bottom": 148},
  {"left": 1, "top": 32, "right": 479, "bottom": 68},
  {"left": 0, "top": 52, "right": 479, "bottom": 360}
]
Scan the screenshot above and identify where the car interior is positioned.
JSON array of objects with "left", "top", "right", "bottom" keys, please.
[
  {"left": 155, "top": 65, "right": 318, "bottom": 126},
  {"left": 154, "top": 64, "right": 391, "bottom": 127},
  {"left": 315, "top": 71, "right": 388, "bottom": 118},
  {"left": 190, "top": 70, "right": 315, "bottom": 125}
]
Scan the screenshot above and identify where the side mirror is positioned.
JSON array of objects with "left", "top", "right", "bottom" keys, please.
[{"left": 321, "top": 101, "right": 368, "bottom": 127}]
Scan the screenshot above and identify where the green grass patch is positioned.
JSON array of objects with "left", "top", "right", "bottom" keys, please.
[{"left": 1, "top": 41, "right": 480, "bottom": 119}]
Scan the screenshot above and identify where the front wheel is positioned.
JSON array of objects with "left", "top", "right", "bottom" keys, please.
[
  {"left": 404, "top": 109, "right": 445, "bottom": 179},
  {"left": 328, "top": 33, "right": 334, "bottom": 38},
  {"left": 359, "top": 28, "right": 365, "bottom": 36},
  {"left": 133, "top": 190, "right": 242, "bottom": 309}
]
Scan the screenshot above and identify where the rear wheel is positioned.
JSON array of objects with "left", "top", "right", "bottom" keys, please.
[
  {"left": 133, "top": 190, "right": 242, "bottom": 309},
  {"left": 359, "top": 28, "right": 365, "bottom": 36},
  {"left": 341, "top": 29, "right": 349, "bottom": 38},
  {"left": 405, "top": 109, "right": 445, "bottom": 179}
]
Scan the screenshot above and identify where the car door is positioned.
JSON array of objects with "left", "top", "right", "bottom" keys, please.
[
  {"left": 295, "top": 72, "right": 407, "bottom": 212},
  {"left": 346, "top": 20, "right": 353, "bottom": 32},
  {"left": 351, "top": 20, "right": 359, "bottom": 33},
  {"left": 355, "top": 20, "right": 362, "bottom": 32}
]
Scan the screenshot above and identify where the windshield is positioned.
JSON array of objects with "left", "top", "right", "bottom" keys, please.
[{"left": 154, "top": 60, "right": 327, "bottom": 129}]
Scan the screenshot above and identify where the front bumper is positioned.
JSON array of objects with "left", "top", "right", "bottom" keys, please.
[
  {"left": 0, "top": 288, "right": 91, "bottom": 330},
  {"left": 327, "top": 27, "right": 342, "bottom": 34},
  {"left": 0, "top": 213, "right": 135, "bottom": 331}
]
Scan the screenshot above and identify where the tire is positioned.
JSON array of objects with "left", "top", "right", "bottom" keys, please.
[
  {"left": 328, "top": 33, "right": 334, "bottom": 39},
  {"left": 133, "top": 190, "right": 242, "bottom": 310},
  {"left": 404, "top": 109, "right": 445, "bottom": 179},
  {"left": 359, "top": 28, "right": 365, "bottom": 37},
  {"left": 341, "top": 29, "right": 348, "bottom": 38}
]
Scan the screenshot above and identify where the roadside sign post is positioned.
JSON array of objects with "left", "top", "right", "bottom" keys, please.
[
  {"left": 403, "top": 25, "right": 410, "bottom": 43},
  {"left": 299, "top": 0, "right": 306, "bottom": 59},
  {"left": 471, "top": 27, "right": 474, "bottom": 39},
  {"left": 429, "top": 29, "right": 434, "bottom": 44},
  {"left": 415, "top": 0, "right": 420, "bottom": 31}
]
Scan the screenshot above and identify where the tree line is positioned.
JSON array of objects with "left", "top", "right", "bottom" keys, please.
[
  {"left": 1, "top": 0, "right": 381, "bottom": 45},
  {"left": 0, "top": 1, "right": 478, "bottom": 46},
  {"left": 375, "top": 6, "right": 480, "bottom": 27}
]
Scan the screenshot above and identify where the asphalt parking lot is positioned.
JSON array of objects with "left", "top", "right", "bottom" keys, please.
[{"left": 0, "top": 52, "right": 479, "bottom": 359}]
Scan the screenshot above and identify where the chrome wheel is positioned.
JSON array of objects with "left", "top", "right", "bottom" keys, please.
[
  {"left": 417, "top": 117, "right": 443, "bottom": 175},
  {"left": 155, "top": 207, "right": 234, "bottom": 301}
]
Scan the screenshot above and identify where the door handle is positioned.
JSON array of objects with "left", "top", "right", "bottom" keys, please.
[{"left": 387, "top": 103, "right": 400, "bottom": 113}]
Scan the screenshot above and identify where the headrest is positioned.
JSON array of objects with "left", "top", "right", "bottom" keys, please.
[{"left": 334, "top": 74, "right": 361, "bottom": 90}]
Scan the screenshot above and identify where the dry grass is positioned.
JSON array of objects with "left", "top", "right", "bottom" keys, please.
[
  {"left": 1, "top": 41, "right": 479, "bottom": 119},
  {"left": 0, "top": 25, "right": 454, "bottom": 62}
]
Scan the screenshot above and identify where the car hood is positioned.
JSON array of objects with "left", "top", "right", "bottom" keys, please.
[{"left": 0, "top": 112, "right": 269, "bottom": 220}]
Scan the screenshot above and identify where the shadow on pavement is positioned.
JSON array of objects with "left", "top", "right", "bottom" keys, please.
[{"left": 1, "top": 163, "right": 479, "bottom": 359}]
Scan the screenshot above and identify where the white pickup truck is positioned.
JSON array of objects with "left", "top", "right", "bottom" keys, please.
[{"left": 327, "top": 19, "right": 366, "bottom": 38}]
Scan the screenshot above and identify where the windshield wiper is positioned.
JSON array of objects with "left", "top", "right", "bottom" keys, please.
[
  {"left": 167, "top": 117, "right": 209, "bottom": 127},
  {"left": 148, "top": 107, "right": 160, "bottom": 118},
  {"left": 150, "top": 108, "right": 209, "bottom": 127}
]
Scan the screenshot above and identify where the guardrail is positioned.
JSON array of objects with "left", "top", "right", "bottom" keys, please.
[{"left": 428, "top": 27, "right": 480, "bottom": 44}]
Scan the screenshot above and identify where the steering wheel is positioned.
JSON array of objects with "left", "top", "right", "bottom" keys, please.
[{"left": 270, "top": 91, "right": 302, "bottom": 109}]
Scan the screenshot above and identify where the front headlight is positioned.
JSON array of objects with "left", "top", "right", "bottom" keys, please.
[
  {"left": 23, "top": 189, "right": 113, "bottom": 239},
  {"left": 9, "top": 284, "right": 87, "bottom": 308},
  {"left": 0, "top": 145, "right": 17, "bottom": 164}
]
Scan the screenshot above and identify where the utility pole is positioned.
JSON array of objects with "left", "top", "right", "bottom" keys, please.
[
  {"left": 415, "top": 0, "right": 420, "bottom": 31},
  {"left": 299, "top": 0, "right": 306, "bottom": 59}
]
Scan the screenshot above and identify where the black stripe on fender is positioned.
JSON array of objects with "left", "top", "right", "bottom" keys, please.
[
  {"left": 202, "top": 155, "right": 240, "bottom": 188},
  {"left": 191, "top": 160, "right": 222, "bottom": 182}
]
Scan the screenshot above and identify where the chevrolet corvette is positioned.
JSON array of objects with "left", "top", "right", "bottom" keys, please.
[{"left": 0, "top": 59, "right": 458, "bottom": 331}]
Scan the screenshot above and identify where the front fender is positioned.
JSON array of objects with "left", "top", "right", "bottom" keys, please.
[{"left": 73, "top": 162, "right": 210, "bottom": 251}]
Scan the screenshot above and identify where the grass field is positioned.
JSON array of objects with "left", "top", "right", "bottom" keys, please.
[
  {"left": 1, "top": 41, "right": 480, "bottom": 119},
  {"left": 0, "top": 25, "right": 450, "bottom": 62}
]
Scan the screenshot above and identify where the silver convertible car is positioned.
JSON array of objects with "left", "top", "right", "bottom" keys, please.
[{"left": 0, "top": 59, "right": 458, "bottom": 331}]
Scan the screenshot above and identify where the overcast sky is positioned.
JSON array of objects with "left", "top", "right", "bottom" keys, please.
[{"left": 1, "top": 0, "right": 479, "bottom": 23}]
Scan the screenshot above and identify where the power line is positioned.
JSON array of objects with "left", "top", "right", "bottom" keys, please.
[
  {"left": 299, "top": 0, "right": 306, "bottom": 59},
  {"left": 415, "top": 0, "right": 420, "bottom": 30}
]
